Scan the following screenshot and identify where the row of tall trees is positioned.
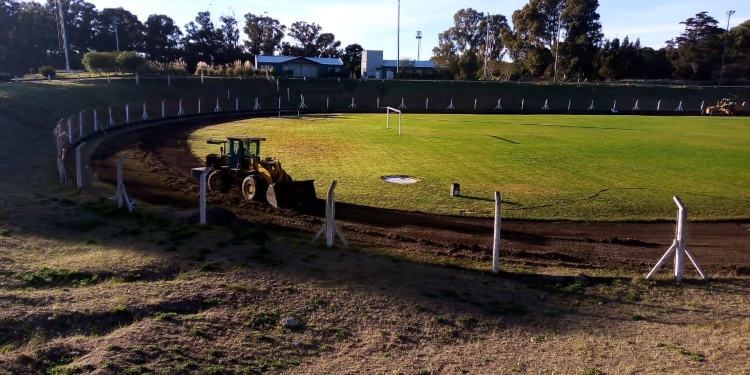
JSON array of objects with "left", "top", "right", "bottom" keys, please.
[
  {"left": 433, "top": 1, "right": 750, "bottom": 81},
  {"left": 0, "top": 0, "right": 364, "bottom": 76}
]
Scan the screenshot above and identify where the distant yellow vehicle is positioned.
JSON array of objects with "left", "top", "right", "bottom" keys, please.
[{"left": 705, "top": 98, "right": 745, "bottom": 116}]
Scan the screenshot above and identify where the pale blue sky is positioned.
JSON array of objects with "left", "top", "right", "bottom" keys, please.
[{"left": 88, "top": 0, "right": 748, "bottom": 59}]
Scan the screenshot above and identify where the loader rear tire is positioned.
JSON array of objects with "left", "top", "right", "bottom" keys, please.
[{"left": 242, "top": 175, "right": 267, "bottom": 202}]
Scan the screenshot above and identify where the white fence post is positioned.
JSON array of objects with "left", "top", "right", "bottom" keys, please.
[
  {"left": 75, "top": 142, "right": 86, "bottom": 189},
  {"left": 313, "top": 180, "right": 348, "bottom": 248},
  {"left": 161, "top": 100, "right": 166, "bottom": 118},
  {"left": 93, "top": 109, "right": 98, "bottom": 132},
  {"left": 492, "top": 191, "right": 502, "bottom": 274},
  {"left": 214, "top": 97, "right": 221, "bottom": 113},
  {"left": 235, "top": 97, "right": 239, "bottom": 111},
  {"left": 646, "top": 196, "right": 707, "bottom": 282},
  {"left": 198, "top": 98, "right": 202, "bottom": 114},
  {"left": 114, "top": 154, "right": 134, "bottom": 212},
  {"left": 125, "top": 103, "right": 130, "bottom": 123},
  {"left": 67, "top": 117, "right": 73, "bottom": 143},
  {"left": 199, "top": 167, "right": 212, "bottom": 225},
  {"left": 78, "top": 111, "right": 84, "bottom": 139},
  {"left": 108, "top": 106, "right": 113, "bottom": 127}
]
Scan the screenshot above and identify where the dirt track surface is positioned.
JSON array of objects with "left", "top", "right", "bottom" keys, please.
[{"left": 90, "top": 122, "right": 750, "bottom": 276}]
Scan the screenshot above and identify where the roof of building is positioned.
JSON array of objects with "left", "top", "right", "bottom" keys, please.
[
  {"left": 256, "top": 55, "right": 343, "bottom": 66},
  {"left": 383, "top": 60, "right": 436, "bottom": 69}
]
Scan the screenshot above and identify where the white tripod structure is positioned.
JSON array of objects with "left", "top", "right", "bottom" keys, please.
[
  {"left": 541, "top": 99, "right": 550, "bottom": 111},
  {"left": 313, "top": 181, "right": 348, "bottom": 248},
  {"left": 348, "top": 97, "right": 357, "bottom": 109},
  {"left": 646, "top": 196, "right": 707, "bottom": 283},
  {"left": 446, "top": 97, "right": 455, "bottom": 110},
  {"left": 494, "top": 98, "right": 503, "bottom": 111}
]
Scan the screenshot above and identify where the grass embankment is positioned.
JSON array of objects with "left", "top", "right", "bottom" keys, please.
[
  {"left": 0, "top": 80, "right": 748, "bottom": 374},
  {"left": 190, "top": 114, "right": 750, "bottom": 221}
]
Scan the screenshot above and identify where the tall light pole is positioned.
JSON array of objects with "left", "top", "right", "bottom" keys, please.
[
  {"left": 113, "top": 16, "right": 120, "bottom": 52},
  {"left": 416, "top": 31, "right": 422, "bottom": 61},
  {"left": 396, "top": 0, "right": 401, "bottom": 77},
  {"left": 55, "top": 0, "right": 71, "bottom": 72},
  {"left": 720, "top": 10, "right": 735, "bottom": 81},
  {"left": 483, "top": 14, "right": 491, "bottom": 80},
  {"left": 553, "top": 8, "right": 562, "bottom": 82}
]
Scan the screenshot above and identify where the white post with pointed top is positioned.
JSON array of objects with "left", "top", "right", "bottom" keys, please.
[
  {"left": 313, "top": 180, "right": 347, "bottom": 248},
  {"left": 492, "top": 191, "right": 502, "bottom": 274},
  {"left": 114, "top": 153, "right": 134, "bottom": 212},
  {"left": 646, "top": 196, "right": 707, "bottom": 282}
]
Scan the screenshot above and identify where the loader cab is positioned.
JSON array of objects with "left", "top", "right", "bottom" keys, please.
[{"left": 226, "top": 137, "right": 266, "bottom": 170}]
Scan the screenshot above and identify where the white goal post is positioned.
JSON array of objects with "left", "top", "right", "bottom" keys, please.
[{"left": 385, "top": 106, "right": 402, "bottom": 135}]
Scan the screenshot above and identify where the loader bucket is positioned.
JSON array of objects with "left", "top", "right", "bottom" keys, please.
[{"left": 266, "top": 180, "right": 318, "bottom": 210}]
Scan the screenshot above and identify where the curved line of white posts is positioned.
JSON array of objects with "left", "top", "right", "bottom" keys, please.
[
  {"left": 313, "top": 181, "right": 348, "bottom": 248},
  {"left": 646, "top": 196, "right": 707, "bottom": 282}
]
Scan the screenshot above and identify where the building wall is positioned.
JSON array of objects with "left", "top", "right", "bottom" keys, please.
[{"left": 362, "top": 50, "right": 383, "bottom": 79}]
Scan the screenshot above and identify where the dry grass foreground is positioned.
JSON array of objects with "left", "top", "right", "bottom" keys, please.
[
  {"left": 0, "top": 197, "right": 748, "bottom": 374},
  {"left": 0, "top": 80, "right": 748, "bottom": 374}
]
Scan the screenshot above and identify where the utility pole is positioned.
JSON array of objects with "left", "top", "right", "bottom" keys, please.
[
  {"left": 113, "top": 17, "right": 121, "bottom": 52},
  {"left": 553, "top": 8, "right": 562, "bottom": 83},
  {"left": 416, "top": 31, "right": 422, "bottom": 61},
  {"left": 483, "top": 14, "right": 491, "bottom": 80},
  {"left": 55, "top": 0, "right": 71, "bottom": 72},
  {"left": 396, "top": 0, "right": 400, "bottom": 77},
  {"left": 720, "top": 10, "right": 735, "bottom": 81}
]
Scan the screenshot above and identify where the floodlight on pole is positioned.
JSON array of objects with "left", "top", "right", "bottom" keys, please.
[
  {"left": 720, "top": 10, "right": 735, "bottom": 81},
  {"left": 416, "top": 31, "right": 422, "bottom": 61}
]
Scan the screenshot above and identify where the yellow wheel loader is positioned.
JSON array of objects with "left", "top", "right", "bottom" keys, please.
[{"left": 191, "top": 137, "right": 316, "bottom": 209}]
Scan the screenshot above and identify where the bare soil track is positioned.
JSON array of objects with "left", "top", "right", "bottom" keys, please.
[{"left": 90, "top": 120, "right": 750, "bottom": 276}]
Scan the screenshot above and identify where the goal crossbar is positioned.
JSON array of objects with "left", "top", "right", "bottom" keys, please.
[{"left": 385, "top": 107, "right": 402, "bottom": 135}]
